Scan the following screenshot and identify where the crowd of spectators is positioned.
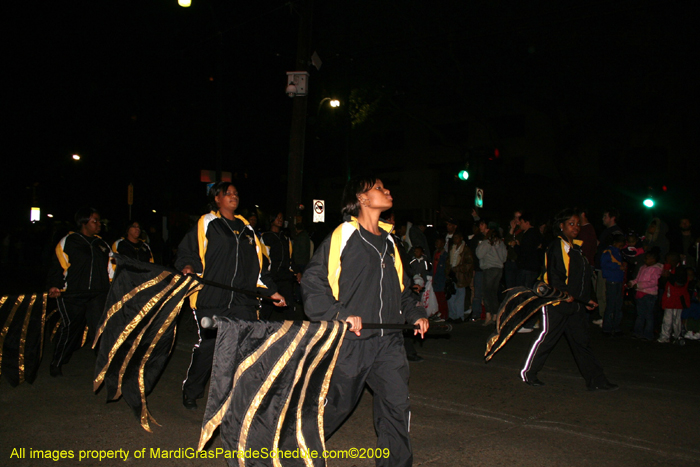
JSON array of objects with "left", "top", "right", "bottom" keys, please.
[{"left": 393, "top": 209, "right": 700, "bottom": 346}]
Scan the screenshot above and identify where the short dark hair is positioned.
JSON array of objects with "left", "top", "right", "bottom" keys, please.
[
  {"left": 207, "top": 182, "right": 236, "bottom": 211},
  {"left": 612, "top": 234, "right": 626, "bottom": 245},
  {"left": 519, "top": 211, "right": 535, "bottom": 225},
  {"left": 554, "top": 208, "right": 578, "bottom": 233},
  {"left": 645, "top": 250, "right": 658, "bottom": 262},
  {"left": 75, "top": 207, "right": 99, "bottom": 228},
  {"left": 341, "top": 175, "right": 377, "bottom": 217},
  {"left": 124, "top": 220, "right": 142, "bottom": 237},
  {"left": 604, "top": 208, "right": 619, "bottom": 221}
]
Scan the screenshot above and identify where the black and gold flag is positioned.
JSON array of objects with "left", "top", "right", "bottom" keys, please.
[
  {"left": 93, "top": 255, "right": 202, "bottom": 431},
  {"left": 0, "top": 293, "right": 48, "bottom": 386},
  {"left": 199, "top": 317, "right": 347, "bottom": 467},
  {"left": 484, "top": 282, "right": 568, "bottom": 362}
]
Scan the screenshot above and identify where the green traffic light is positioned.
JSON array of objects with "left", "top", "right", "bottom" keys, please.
[
  {"left": 643, "top": 198, "right": 654, "bottom": 208},
  {"left": 458, "top": 170, "right": 469, "bottom": 181}
]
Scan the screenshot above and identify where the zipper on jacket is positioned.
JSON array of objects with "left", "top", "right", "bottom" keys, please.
[
  {"left": 358, "top": 230, "right": 387, "bottom": 337},
  {"left": 222, "top": 219, "right": 243, "bottom": 309},
  {"left": 78, "top": 234, "right": 94, "bottom": 290}
]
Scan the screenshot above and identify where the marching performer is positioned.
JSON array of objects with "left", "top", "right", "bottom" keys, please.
[
  {"left": 260, "top": 211, "right": 297, "bottom": 320},
  {"left": 47, "top": 208, "right": 112, "bottom": 376},
  {"left": 175, "top": 182, "right": 285, "bottom": 410},
  {"left": 302, "top": 175, "right": 429, "bottom": 467},
  {"left": 111, "top": 221, "right": 153, "bottom": 263},
  {"left": 521, "top": 208, "right": 618, "bottom": 391}
]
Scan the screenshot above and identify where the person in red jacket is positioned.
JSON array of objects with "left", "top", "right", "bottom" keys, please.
[{"left": 658, "top": 252, "right": 690, "bottom": 344}]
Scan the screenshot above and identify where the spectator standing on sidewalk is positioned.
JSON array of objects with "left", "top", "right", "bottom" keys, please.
[
  {"left": 577, "top": 208, "right": 597, "bottom": 267},
  {"left": 515, "top": 212, "right": 543, "bottom": 288},
  {"left": 476, "top": 220, "right": 507, "bottom": 326},
  {"left": 643, "top": 218, "right": 670, "bottom": 264},
  {"left": 671, "top": 217, "right": 697, "bottom": 269},
  {"left": 658, "top": 252, "right": 690, "bottom": 344},
  {"left": 594, "top": 208, "right": 623, "bottom": 326},
  {"left": 504, "top": 210, "right": 523, "bottom": 290},
  {"left": 468, "top": 222, "right": 484, "bottom": 321},
  {"left": 628, "top": 250, "right": 663, "bottom": 340},
  {"left": 515, "top": 212, "right": 543, "bottom": 332},
  {"left": 446, "top": 231, "right": 473, "bottom": 322},
  {"left": 601, "top": 235, "right": 627, "bottom": 336}
]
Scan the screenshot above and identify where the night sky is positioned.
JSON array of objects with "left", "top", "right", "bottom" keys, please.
[{"left": 4, "top": 0, "right": 697, "bottom": 232}]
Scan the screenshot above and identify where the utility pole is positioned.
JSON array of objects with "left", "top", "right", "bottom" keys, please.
[{"left": 285, "top": 0, "right": 313, "bottom": 226}]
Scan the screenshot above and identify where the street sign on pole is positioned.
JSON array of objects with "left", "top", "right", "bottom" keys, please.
[{"left": 313, "top": 199, "right": 325, "bottom": 223}]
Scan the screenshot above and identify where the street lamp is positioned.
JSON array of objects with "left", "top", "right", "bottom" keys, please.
[
  {"left": 72, "top": 154, "right": 80, "bottom": 160},
  {"left": 178, "top": 0, "right": 191, "bottom": 6},
  {"left": 317, "top": 97, "right": 340, "bottom": 115}
]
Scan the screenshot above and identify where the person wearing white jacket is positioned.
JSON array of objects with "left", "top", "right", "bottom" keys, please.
[{"left": 476, "top": 220, "right": 508, "bottom": 326}]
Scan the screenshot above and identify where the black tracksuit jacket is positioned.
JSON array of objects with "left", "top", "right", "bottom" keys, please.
[
  {"left": 112, "top": 238, "right": 154, "bottom": 263},
  {"left": 302, "top": 217, "right": 427, "bottom": 340},
  {"left": 261, "top": 230, "right": 295, "bottom": 283},
  {"left": 175, "top": 212, "right": 277, "bottom": 310},
  {"left": 47, "top": 232, "right": 112, "bottom": 293},
  {"left": 544, "top": 235, "right": 594, "bottom": 315}
]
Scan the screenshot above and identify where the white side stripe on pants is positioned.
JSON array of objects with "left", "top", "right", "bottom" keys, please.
[{"left": 521, "top": 306, "right": 548, "bottom": 381}]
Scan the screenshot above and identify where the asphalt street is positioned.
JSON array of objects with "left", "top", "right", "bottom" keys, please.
[{"left": 2, "top": 311, "right": 699, "bottom": 467}]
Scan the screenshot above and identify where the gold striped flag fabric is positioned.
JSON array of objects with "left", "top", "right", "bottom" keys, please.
[
  {"left": 199, "top": 317, "right": 347, "bottom": 467},
  {"left": 0, "top": 293, "right": 48, "bottom": 386},
  {"left": 93, "top": 255, "right": 202, "bottom": 431}
]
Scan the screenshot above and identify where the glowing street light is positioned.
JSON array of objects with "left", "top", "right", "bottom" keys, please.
[
  {"left": 317, "top": 97, "right": 340, "bottom": 115},
  {"left": 72, "top": 154, "right": 80, "bottom": 160},
  {"left": 178, "top": 0, "right": 191, "bottom": 6}
]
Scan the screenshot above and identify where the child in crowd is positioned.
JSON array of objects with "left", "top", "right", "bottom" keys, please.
[
  {"left": 601, "top": 235, "right": 627, "bottom": 336},
  {"left": 621, "top": 231, "right": 645, "bottom": 279},
  {"left": 409, "top": 246, "right": 431, "bottom": 288},
  {"left": 658, "top": 252, "right": 690, "bottom": 344},
  {"left": 628, "top": 250, "right": 663, "bottom": 340}
]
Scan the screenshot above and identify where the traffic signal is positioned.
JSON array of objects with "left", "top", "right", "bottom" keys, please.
[
  {"left": 458, "top": 169, "right": 470, "bottom": 181},
  {"left": 643, "top": 198, "right": 655, "bottom": 208}
]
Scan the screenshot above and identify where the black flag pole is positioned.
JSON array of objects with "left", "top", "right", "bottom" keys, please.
[
  {"left": 201, "top": 316, "right": 452, "bottom": 333},
  {"left": 185, "top": 275, "right": 281, "bottom": 303}
]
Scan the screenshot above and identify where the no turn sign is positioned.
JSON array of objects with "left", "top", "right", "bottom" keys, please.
[{"left": 313, "top": 199, "right": 325, "bottom": 223}]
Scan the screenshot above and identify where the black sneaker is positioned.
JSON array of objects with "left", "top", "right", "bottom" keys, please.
[
  {"left": 407, "top": 354, "right": 424, "bottom": 362},
  {"left": 49, "top": 364, "right": 62, "bottom": 377},
  {"left": 587, "top": 381, "right": 619, "bottom": 392},
  {"left": 183, "top": 394, "right": 198, "bottom": 410}
]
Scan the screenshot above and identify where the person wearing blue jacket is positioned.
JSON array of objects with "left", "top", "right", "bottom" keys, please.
[{"left": 601, "top": 235, "right": 627, "bottom": 335}]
